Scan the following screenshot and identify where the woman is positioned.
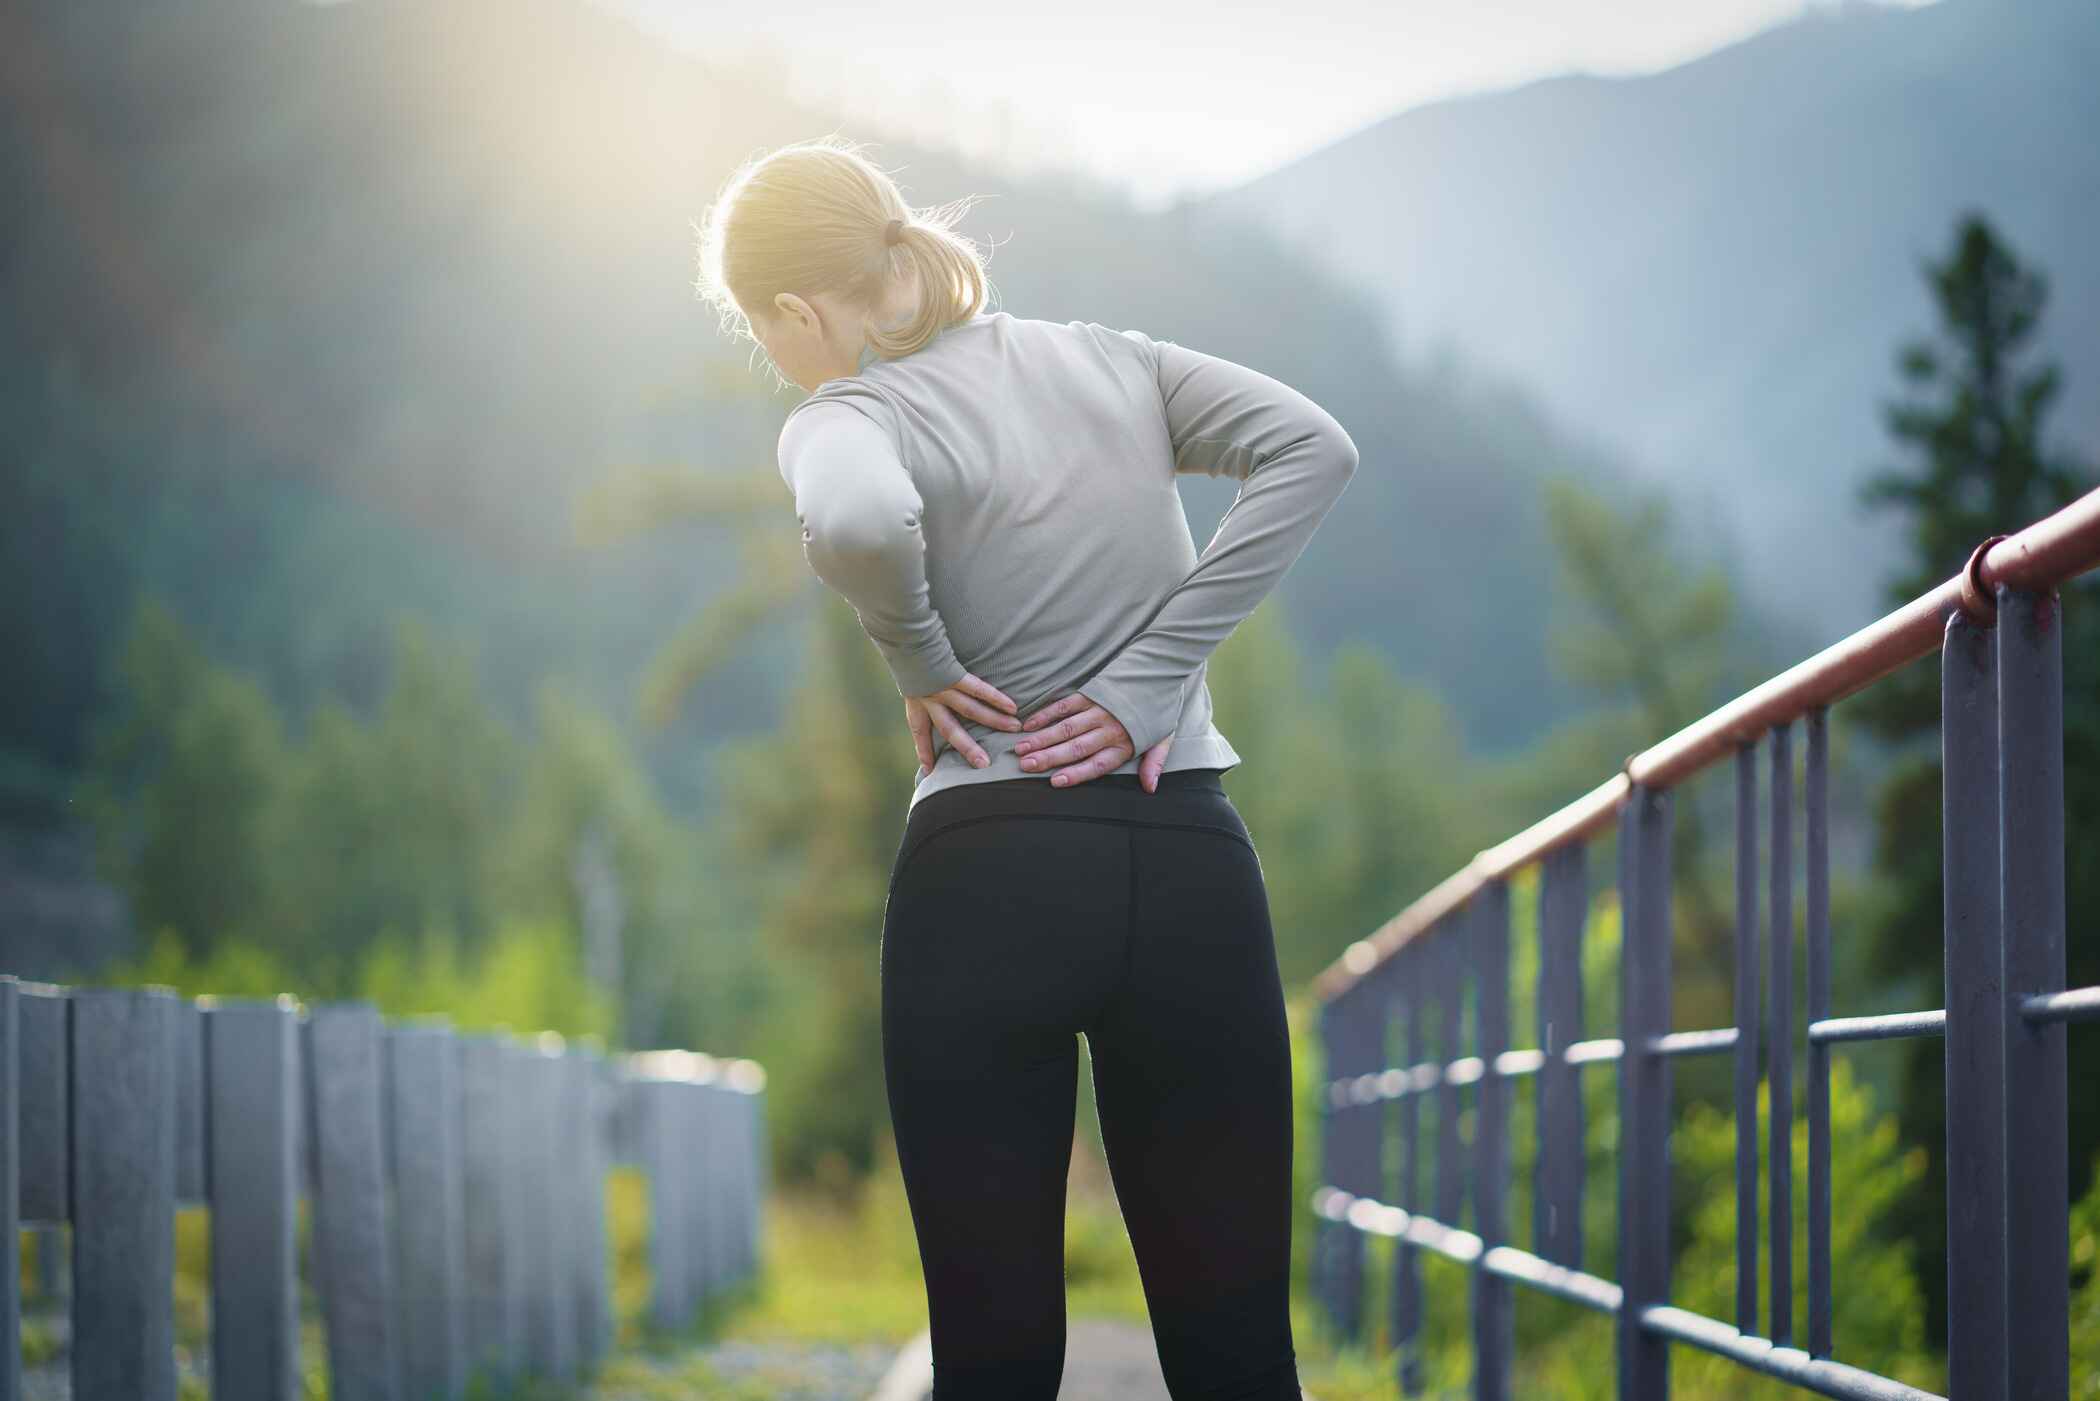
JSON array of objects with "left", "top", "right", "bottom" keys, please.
[{"left": 696, "top": 136, "right": 1357, "bottom": 1401}]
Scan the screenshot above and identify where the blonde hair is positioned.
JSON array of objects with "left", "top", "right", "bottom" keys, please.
[{"left": 695, "top": 135, "right": 994, "bottom": 369}]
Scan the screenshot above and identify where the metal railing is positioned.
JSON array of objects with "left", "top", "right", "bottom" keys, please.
[
  {"left": 0, "top": 979, "right": 767, "bottom": 1400},
  {"left": 1309, "top": 488, "right": 2100, "bottom": 1400}
]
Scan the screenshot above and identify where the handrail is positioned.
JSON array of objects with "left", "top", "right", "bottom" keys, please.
[{"left": 1313, "top": 486, "right": 2100, "bottom": 1003}]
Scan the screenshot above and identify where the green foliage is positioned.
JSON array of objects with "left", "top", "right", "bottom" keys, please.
[
  {"left": 80, "top": 599, "right": 729, "bottom": 1056},
  {"left": 358, "top": 920, "right": 616, "bottom": 1041},
  {"left": 2074, "top": 1152, "right": 2100, "bottom": 1398}
]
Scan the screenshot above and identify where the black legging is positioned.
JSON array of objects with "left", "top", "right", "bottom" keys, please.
[{"left": 880, "top": 767, "right": 1302, "bottom": 1400}]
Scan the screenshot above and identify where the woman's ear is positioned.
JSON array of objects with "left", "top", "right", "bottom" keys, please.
[{"left": 773, "top": 291, "right": 817, "bottom": 333}]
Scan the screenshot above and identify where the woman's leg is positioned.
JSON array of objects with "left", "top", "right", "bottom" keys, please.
[
  {"left": 880, "top": 812, "right": 1133, "bottom": 1400},
  {"left": 1086, "top": 815, "right": 1302, "bottom": 1401}
]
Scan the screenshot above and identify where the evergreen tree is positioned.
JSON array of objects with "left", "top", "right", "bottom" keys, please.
[{"left": 1852, "top": 211, "right": 2099, "bottom": 1341}]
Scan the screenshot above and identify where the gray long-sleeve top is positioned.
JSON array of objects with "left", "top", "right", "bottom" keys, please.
[{"left": 775, "top": 309, "right": 1359, "bottom": 811}]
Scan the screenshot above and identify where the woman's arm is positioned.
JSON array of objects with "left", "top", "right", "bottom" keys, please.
[
  {"left": 776, "top": 396, "right": 969, "bottom": 699},
  {"left": 1062, "top": 331, "right": 1360, "bottom": 757}
]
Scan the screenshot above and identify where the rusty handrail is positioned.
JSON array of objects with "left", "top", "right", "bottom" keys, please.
[{"left": 1313, "top": 486, "right": 2100, "bottom": 1002}]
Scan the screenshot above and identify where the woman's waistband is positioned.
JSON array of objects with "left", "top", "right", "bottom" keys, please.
[{"left": 895, "top": 767, "right": 1242, "bottom": 873}]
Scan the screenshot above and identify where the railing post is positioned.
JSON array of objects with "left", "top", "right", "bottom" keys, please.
[
  {"left": 1768, "top": 719, "right": 1794, "bottom": 1349},
  {"left": 1805, "top": 706, "right": 1833, "bottom": 1358},
  {"left": 1732, "top": 740, "right": 1760, "bottom": 1337},
  {"left": 1996, "top": 583, "right": 2067, "bottom": 1399},
  {"left": 1473, "top": 880, "right": 1512, "bottom": 1401},
  {"left": 1616, "top": 785, "right": 1671, "bottom": 1401},
  {"left": 1, "top": 976, "right": 18, "bottom": 1401},
  {"left": 1941, "top": 606, "right": 2007, "bottom": 1400},
  {"left": 71, "top": 985, "right": 179, "bottom": 1401},
  {"left": 1392, "top": 944, "right": 1424, "bottom": 1395},
  {"left": 1436, "top": 924, "right": 1467, "bottom": 1233},
  {"left": 204, "top": 996, "right": 302, "bottom": 1401},
  {"left": 1535, "top": 843, "right": 1586, "bottom": 1270}
]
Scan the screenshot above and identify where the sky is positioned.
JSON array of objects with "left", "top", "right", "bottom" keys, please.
[{"left": 614, "top": 0, "right": 1928, "bottom": 208}]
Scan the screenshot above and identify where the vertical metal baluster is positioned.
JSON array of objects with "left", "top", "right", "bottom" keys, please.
[
  {"left": 1536, "top": 843, "right": 1586, "bottom": 1270},
  {"left": 1315, "top": 998, "right": 1340, "bottom": 1330},
  {"left": 1941, "top": 605, "right": 2008, "bottom": 1400},
  {"left": 1336, "top": 986, "right": 1369, "bottom": 1342},
  {"left": 1616, "top": 785, "right": 1671, "bottom": 1401},
  {"left": 1734, "top": 739, "right": 1761, "bottom": 1337},
  {"left": 1768, "top": 720, "right": 1794, "bottom": 1346},
  {"left": 1474, "top": 880, "right": 1512, "bottom": 1401},
  {"left": 1997, "top": 584, "right": 2067, "bottom": 1400},
  {"left": 1805, "top": 707, "right": 1833, "bottom": 1357},
  {"left": 1436, "top": 922, "right": 1467, "bottom": 1231},
  {"left": 1, "top": 977, "right": 18, "bottom": 1401},
  {"left": 1393, "top": 944, "right": 1423, "bottom": 1396}
]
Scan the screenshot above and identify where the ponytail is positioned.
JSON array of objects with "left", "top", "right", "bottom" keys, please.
[{"left": 696, "top": 135, "right": 993, "bottom": 363}]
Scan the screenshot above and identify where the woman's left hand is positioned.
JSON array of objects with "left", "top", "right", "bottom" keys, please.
[{"left": 906, "top": 673, "right": 1022, "bottom": 771}]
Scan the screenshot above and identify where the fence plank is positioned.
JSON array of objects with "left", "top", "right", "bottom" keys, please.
[
  {"left": 70, "top": 986, "right": 178, "bottom": 1401},
  {"left": 635, "top": 1075, "right": 689, "bottom": 1331},
  {"left": 174, "top": 999, "right": 205, "bottom": 1203},
  {"left": 1997, "top": 585, "right": 2068, "bottom": 1400},
  {"left": 306, "top": 1001, "right": 401, "bottom": 1401},
  {"left": 573, "top": 1048, "right": 614, "bottom": 1367},
  {"left": 18, "top": 985, "right": 66, "bottom": 1223},
  {"left": 388, "top": 1023, "right": 467, "bottom": 1401},
  {"left": 205, "top": 996, "right": 302, "bottom": 1401},
  {"left": 458, "top": 1033, "right": 524, "bottom": 1381},
  {"left": 1, "top": 977, "right": 19, "bottom": 1401},
  {"left": 517, "top": 1039, "right": 579, "bottom": 1381}
]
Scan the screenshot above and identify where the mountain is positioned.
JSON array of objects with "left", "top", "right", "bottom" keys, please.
[{"left": 1196, "top": 0, "right": 2099, "bottom": 635}]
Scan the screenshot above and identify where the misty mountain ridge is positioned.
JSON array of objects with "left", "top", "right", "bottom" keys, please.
[{"left": 1199, "top": 0, "right": 2098, "bottom": 637}]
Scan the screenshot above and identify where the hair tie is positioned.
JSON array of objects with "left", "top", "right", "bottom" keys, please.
[{"left": 882, "top": 217, "right": 905, "bottom": 247}]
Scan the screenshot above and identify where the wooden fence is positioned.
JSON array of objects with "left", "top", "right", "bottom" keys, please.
[{"left": 0, "top": 977, "right": 767, "bottom": 1400}]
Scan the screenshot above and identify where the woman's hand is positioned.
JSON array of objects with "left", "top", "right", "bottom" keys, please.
[
  {"left": 1013, "top": 692, "right": 1176, "bottom": 792},
  {"left": 906, "top": 673, "right": 1022, "bottom": 771}
]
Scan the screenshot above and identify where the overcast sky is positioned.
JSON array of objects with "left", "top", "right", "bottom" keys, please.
[{"left": 616, "top": 0, "right": 1930, "bottom": 207}]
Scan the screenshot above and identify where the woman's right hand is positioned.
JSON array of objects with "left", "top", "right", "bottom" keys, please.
[{"left": 1014, "top": 692, "right": 1176, "bottom": 792}]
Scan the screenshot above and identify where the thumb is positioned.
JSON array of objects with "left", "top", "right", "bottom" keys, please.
[{"left": 1139, "top": 736, "right": 1174, "bottom": 794}]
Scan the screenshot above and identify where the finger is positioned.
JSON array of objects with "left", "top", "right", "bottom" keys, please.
[
  {"left": 928, "top": 702, "right": 990, "bottom": 769},
  {"left": 1019, "top": 692, "right": 1093, "bottom": 732},
  {"left": 939, "top": 689, "right": 1022, "bottom": 732},
  {"left": 1049, "top": 741, "right": 1134, "bottom": 788},
  {"left": 1139, "top": 736, "right": 1173, "bottom": 793},
  {"left": 1017, "top": 725, "right": 1117, "bottom": 774},
  {"left": 956, "top": 673, "right": 1019, "bottom": 716},
  {"left": 911, "top": 712, "right": 936, "bottom": 772},
  {"left": 1013, "top": 705, "right": 1109, "bottom": 757}
]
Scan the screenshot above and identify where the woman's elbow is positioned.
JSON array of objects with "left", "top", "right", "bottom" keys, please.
[{"left": 1319, "top": 419, "right": 1361, "bottom": 487}]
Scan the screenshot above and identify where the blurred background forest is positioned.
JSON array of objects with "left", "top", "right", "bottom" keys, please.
[{"left": 4, "top": 0, "right": 2098, "bottom": 1390}]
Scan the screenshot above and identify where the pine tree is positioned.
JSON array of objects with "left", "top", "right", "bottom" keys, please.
[{"left": 1853, "top": 210, "right": 2098, "bottom": 1343}]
